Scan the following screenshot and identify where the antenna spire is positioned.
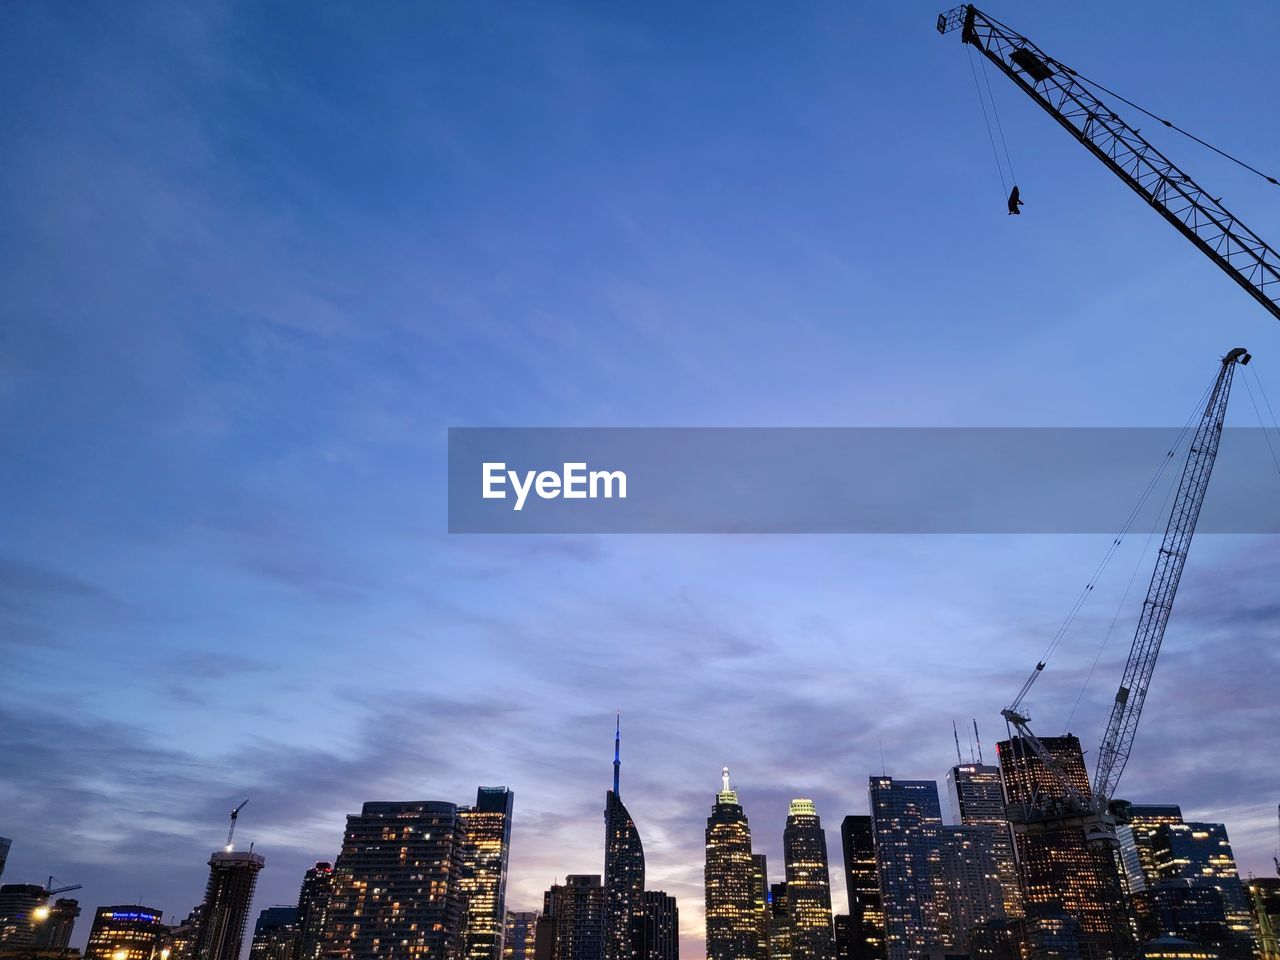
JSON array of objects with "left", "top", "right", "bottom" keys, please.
[
  {"left": 953, "top": 720, "right": 963, "bottom": 765},
  {"left": 612, "top": 712, "right": 621, "bottom": 796},
  {"left": 973, "top": 719, "right": 984, "bottom": 765}
]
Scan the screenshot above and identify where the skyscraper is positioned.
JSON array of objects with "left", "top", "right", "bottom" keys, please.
[
  {"left": 705, "top": 769, "right": 759, "bottom": 960},
  {"left": 639, "top": 892, "right": 678, "bottom": 960},
  {"left": 85, "top": 906, "right": 166, "bottom": 960},
  {"left": 0, "top": 840, "right": 9, "bottom": 882},
  {"left": 0, "top": 883, "right": 47, "bottom": 949},
  {"left": 194, "top": 850, "right": 266, "bottom": 960},
  {"left": 1117, "top": 805, "right": 1185, "bottom": 894},
  {"left": 996, "top": 734, "right": 1131, "bottom": 960},
  {"left": 34, "top": 898, "right": 81, "bottom": 952},
  {"left": 604, "top": 719, "right": 645, "bottom": 960},
  {"left": 839, "top": 817, "right": 882, "bottom": 960},
  {"left": 945, "top": 764, "right": 1021, "bottom": 919},
  {"left": 541, "top": 876, "right": 606, "bottom": 960},
  {"left": 768, "top": 883, "right": 791, "bottom": 960},
  {"left": 783, "top": 800, "right": 836, "bottom": 960},
  {"left": 249, "top": 907, "right": 301, "bottom": 960},
  {"left": 1150, "top": 822, "right": 1254, "bottom": 940},
  {"left": 295, "top": 862, "right": 335, "bottom": 960},
  {"left": 750, "top": 855, "right": 769, "bottom": 960},
  {"left": 325, "top": 801, "right": 467, "bottom": 960},
  {"left": 933, "top": 825, "right": 1006, "bottom": 953},
  {"left": 1248, "top": 878, "right": 1280, "bottom": 960},
  {"left": 867, "top": 778, "right": 944, "bottom": 960},
  {"left": 504, "top": 912, "right": 538, "bottom": 960},
  {"left": 461, "top": 787, "right": 516, "bottom": 960}
]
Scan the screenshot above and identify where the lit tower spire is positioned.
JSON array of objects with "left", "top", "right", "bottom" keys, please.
[
  {"left": 613, "top": 712, "right": 621, "bottom": 797},
  {"left": 717, "top": 766, "right": 738, "bottom": 804}
]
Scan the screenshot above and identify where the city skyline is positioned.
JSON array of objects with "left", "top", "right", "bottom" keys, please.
[{"left": 4, "top": 1, "right": 1280, "bottom": 959}]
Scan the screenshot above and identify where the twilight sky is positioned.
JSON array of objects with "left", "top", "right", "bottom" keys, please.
[{"left": 2, "top": 2, "right": 1279, "bottom": 958}]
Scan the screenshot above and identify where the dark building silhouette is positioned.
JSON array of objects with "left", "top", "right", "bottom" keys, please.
[
  {"left": 33, "top": 898, "right": 80, "bottom": 952},
  {"left": 768, "top": 883, "right": 791, "bottom": 960},
  {"left": 325, "top": 801, "right": 466, "bottom": 960},
  {"left": 194, "top": 850, "right": 266, "bottom": 960},
  {"left": 604, "top": 719, "right": 645, "bottom": 960},
  {"left": 705, "top": 769, "right": 759, "bottom": 960},
  {"left": 504, "top": 912, "right": 538, "bottom": 960},
  {"left": 783, "top": 800, "right": 835, "bottom": 960},
  {"left": 0, "top": 883, "right": 47, "bottom": 949},
  {"left": 750, "top": 855, "right": 768, "bottom": 960},
  {"left": 832, "top": 915, "right": 851, "bottom": 960},
  {"left": 997, "top": 734, "right": 1131, "bottom": 960},
  {"left": 168, "top": 906, "right": 203, "bottom": 960},
  {"left": 85, "top": 906, "right": 166, "bottom": 960},
  {"left": 838, "top": 817, "right": 882, "bottom": 960},
  {"left": 541, "top": 876, "right": 606, "bottom": 960},
  {"left": 1132, "top": 880, "right": 1249, "bottom": 960},
  {"left": 0, "top": 840, "right": 9, "bottom": 882},
  {"left": 249, "top": 906, "right": 300, "bottom": 960},
  {"left": 461, "top": 787, "right": 516, "bottom": 960},
  {"left": 295, "top": 862, "right": 334, "bottom": 960},
  {"left": 1150, "top": 822, "right": 1254, "bottom": 941},
  {"left": 639, "top": 892, "right": 677, "bottom": 960}
]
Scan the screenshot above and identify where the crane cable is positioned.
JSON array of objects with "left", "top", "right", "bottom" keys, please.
[
  {"left": 1065, "top": 67, "right": 1280, "bottom": 188},
  {"left": 1010, "top": 376, "right": 1216, "bottom": 712},
  {"left": 967, "top": 45, "right": 1010, "bottom": 200},
  {"left": 1240, "top": 362, "right": 1280, "bottom": 482}
]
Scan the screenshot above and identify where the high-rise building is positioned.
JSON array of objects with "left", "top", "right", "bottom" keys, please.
[
  {"left": 1150, "top": 822, "right": 1254, "bottom": 940},
  {"left": 832, "top": 916, "right": 851, "bottom": 960},
  {"left": 461, "top": 787, "right": 516, "bottom": 960},
  {"left": 84, "top": 906, "right": 166, "bottom": 960},
  {"left": 0, "top": 883, "right": 49, "bottom": 949},
  {"left": 34, "top": 898, "right": 81, "bottom": 952},
  {"left": 504, "top": 912, "right": 538, "bottom": 960},
  {"left": 946, "top": 764, "right": 1021, "bottom": 919},
  {"left": 325, "top": 801, "right": 467, "bottom": 960},
  {"left": 193, "top": 849, "right": 266, "bottom": 960},
  {"left": 934, "top": 825, "right": 1006, "bottom": 953},
  {"left": 1131, "top": 880, "right": 1248, "bottom": 960},
  {"left": 249, "top": 906, "right": 300, "bottom": 960},
  {"left": 1248, "top": 878, "right": 1280, "bottom": 960},
  {"left": 768, "top": 883, "right": 791, "bottom": 960},
  {"left": 705, "top": 769, "right": 759, "bottom": 960},
  {"left": 295, "top": 862, "right": 334, "bottom": 960},
  {"left": 867, "top": 778, "right": 944, "bottom": 960},
  {"left": 1118, "top": 805, "right": 1185, "bottom": 894},
  {"left": 838, "top": 817, "right": 882, "bottom": 960},
  {"left": 638, "top": 893, "right": 678, "bottom": 960},
  {"left": 997, "top": 734, "right": 1131, "bottom": 960},
  {"left": 750, "top": 855, "right": 768, "bottom": 960},
  {"left": 783, "top": 800, "right": 835, "bottom": 960},
  {"left": 541, "top": 876, "right": 606, "bottom": 960},
  {"left": 168, "top": 906, "right": 203, "bottom": 960},
  {"left": 604, "top": 719, "right": 645, "bottom": 960},
  {"left": 0, "top": 841, "right": 9, "bottom": 882}
]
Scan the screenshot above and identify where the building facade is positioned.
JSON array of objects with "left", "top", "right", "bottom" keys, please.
[
  {"left": 249, "top": 907, "right": 300, "bottom": 960},
  {"left": 946, "top": 763, "right": 1022, "bottom": 919},
  {"left": 194, "top": 850, "right": 266, "bottom": 960},
  {"left": 541, "top": 876, "right": 606, "bottom": 960},
  {"left": 934, "top": 825, "right": 1006, "bottom": 953},
  {"left": 868, "top": 778, "right": 944, "bottom": 960},
  {"left": 324, "top": 801, "right": 466, "bottom": 960},
  {"left": 783, "top": 800, "right": 836, "bottom": 960},
  {"left": 0, "top": 883, "right": 47, "bottom": 949},
  {"left": 705, "top": 769, "right": 759, "bottom": 960},
  {"left": 503, "top": 912, "right": 538, "bottom": 960},
  {"left": 1118, "top": 805, "right": 1185, "bottom": 894},
  {"left": 997, "top": 734, "right": 1131, "bottom": 960},
  {"left": 461, "top": 787, "right": 516, "bottom": 960},
  {"left": 85, "top": 906, "right": 166, "bottom": 960},
  {"left": 1150, "top": 822, "right": 1254, "bottom": 941},
  {"left": 838, "top": 817, "right": 882, "bottom": 960},
  {"left": 639, "top": 893, "right": 678, "bottom": 960},
  {"left": 34, "top": 898, "right": 80, "bottom": 952},
  {"left": 296, "top": 862, "right": 335, "bottom": 960}
]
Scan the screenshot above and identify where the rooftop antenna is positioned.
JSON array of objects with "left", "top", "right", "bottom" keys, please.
[
  {"left": 879, "top": 741, "right": 886, "bottom": 777},
  {"left": 973, "top": 719, "right": 984, "bottom": 765},
  {"left": 952, "top": 721, "right": 963, "bottom": 765},
  {"left": 225, "top": 798, "right": 249, "bottom": 852},
  {"left": 613, "top": 712, "right": 621, "bottom": 797}
]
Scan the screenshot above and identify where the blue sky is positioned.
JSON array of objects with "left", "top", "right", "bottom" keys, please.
[{"left": 2, "top": 1, "right": 1279, "bottom": 956}]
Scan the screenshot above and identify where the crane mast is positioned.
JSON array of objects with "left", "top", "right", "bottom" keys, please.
[
  {"left": 1092, "top": 347, "right": 1248, "bottom": 806},
  {"left": 937, "top": 5, "right": 1280, "bottom": 323}
]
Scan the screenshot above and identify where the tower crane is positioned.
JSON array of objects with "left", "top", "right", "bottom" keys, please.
[
  {"left": 43, "top": 876, "right": 82, "bottom": 896},
  {"left": 1000, "top": 346, "right": 1248, "bottom": 838},
  {"left": 936, "top": 5, "right": 1280, "bottom": 324},
  {"left": 225, "top": 798, "right": 249, "bottom": 852}
]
